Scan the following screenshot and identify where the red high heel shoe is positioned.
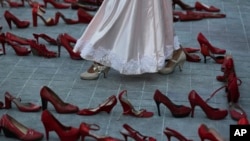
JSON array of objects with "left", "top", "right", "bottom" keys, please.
[
  {"left": 4, "top": 36, "right": 31, "bottom": 56},
  {"left": 164, "top": 127, "right": 193, "bottom": 141},
  {"left": 56, "top": 11, "right": 80, "bottom": 24},
  {"left": 4, "top": 92, "right": 41, "bottom": 112},
  {"left": 118, "top": 90, "right": 154, "bottom": 118},
  {"left": 198, "top": 124, "right": 224, "bottom": 141},
  {"left": 216, "top": 55, "right": 235, "bottom": 82},
  {"left": 29, "top": 40, "right": 57, "bottom": 58},
  {"left": 5, "top": 32, "right": 31, "bottom": 45},
  {"left": 32, "top": 6, "right": 59, "bottom": 27},
  {"left": 229, "top": 102, "right": 247, "bottom": 121},
  {"left": 33, "top": 33, "right": 57, "bottom": 45},
  {"left": 21, "top": 0, "right": 45, "bottom": 7},
  {"left": 182, "top": 47, "right": 201, "bottom": 62},
  {"left": 43, "top": 0, "right": 70, "bottom": 9},
  {"left": 77, "top": 95, "right": 117, "bottom": 115},
  {"left": 77, "top": 8, "right": 93, "bottom": 23},
  {"left": 120, "top": 124, "right": 156, "bottom": 141},
  {"left": 0, "top": 114, "right": 44, "bottom": 141},
  {"left": 195, "top": 1, "right": 220, "bottom": 12},
  {"left": 57, "top": 33, "right": 82, "bottom": 60},
  {"left": 63, "top": 33, "right": 77, "bottom": 43},
  {"left": 197, "top": 32, "right": 226, "bottom": 64},
  {"left": 80, "top": 122, "right": 122, "bottom": 141},
  {"left": 172, "top": 0, "right": 194, "bottom": 10},
  {"left": 153, "top": 89, "right": 191, "bottom": 117},
  {"left": 188, "top": 90, "right": 228, "bottom": 120},
  {"left": 40, "top": 86, "right": 79, "bottom": 113},
  {"left": 226, "top": 73, "right": 241, "bottom": 103},
  {"left": 41, "top": 110, "right": 80, "bottom": 141},
  {"left": 1, "top": 0, "right": 23, "bottom": 7},
  {"left": 4, "top": 10, "right": 30, "bottom": 29}
]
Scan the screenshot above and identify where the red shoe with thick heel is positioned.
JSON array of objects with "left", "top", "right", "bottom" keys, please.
[{"left": 4, "top": 10, "right": 30, "bottom": 29}]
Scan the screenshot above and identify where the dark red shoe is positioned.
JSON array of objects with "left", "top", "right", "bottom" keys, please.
[
  {"left": 164, "top": 127, "right": 193, "bottom": 141},
  {"left": 43, "top": 0, "right": 70, "bottom": 9},
  {"left": 4, "top": 10, "right": 30, "bottom": 29},
  {"left": 77, "top": 8, "right": 93, "bottom": 23},
  {"left": 229, "top": 102, "right": 247, "bottom": 121},
  {"left": 198, "top": 124, "right": 224, "bottom": 141},
  {"left": 33, "top": 33, "right": 57, "bottom": 45},
  {"left": 195, "top": 1, "right": 220, "bottom": 12}
]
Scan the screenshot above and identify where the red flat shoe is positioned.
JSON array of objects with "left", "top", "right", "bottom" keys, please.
[
  {"left": 77, "top": 95, "right": 117, "bottom": 115},
  {"left": 164, "top": 127, "right": 193, "bottom": 141},
  {"left": 153, "top": 89, "right": 191, "bottom": 117},
  {"left": 118, "top": 90, "right": 154, "bottom": 118},
  {"left": 4, "top": 92, "right": 41, "bottom": 112},
  {"left": 195, "top": 1, "right": 220, "bottom": 12},
  {"left": 0, "top": 114, "right": 44, "bottom": 141},
  {"left": 229, "top": 102, "right": 247, "bottom": 121}
]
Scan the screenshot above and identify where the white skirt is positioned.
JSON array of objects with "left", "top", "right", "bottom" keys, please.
[{"left": 74, "top": 0, "right": 174, "bottom": 75}]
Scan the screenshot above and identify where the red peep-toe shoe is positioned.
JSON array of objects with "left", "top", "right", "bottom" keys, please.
[
  {"left": 120, "top": 124, "right": 156, "bottom": 141},
  {"left": 32, "top": 6, "right": 59, "bottom": 27},
  {"left": 188, "top": 90, "right": 228, "bottom": 120},
  {"left": 195, "top": 1, "right": 220, "bottom": 12},
  {"left": 4, "top": 92, "right": 41, "bottom": 112},
  {"left": 77, "top": 8, "right": 93, "bottom": 23},
  {"left": 43, "top": 0, "right": 70, "bottom": 9},
  {"left": 198, "top": 124, "right": 225, "bottom": 141},
  {"left": 41, "top": 110, "right": 80, "bottom": 141},
  {"left": 33, "top": 33, "right": 57, "bottom": 45},
  {"left": 40, "top": 86, "right": 79, "bottom": 113},
  {"left": 164, "top": 127, "right": 193, "bottom": 141},
  {"left": 118, "top": 90, "right": 154, "bottom": 118},
  {"left": 0, "top": 114, "right": 44, "bottom": 141},
  {"left": 29, "top": 40, "right": 57, "bottom": 58},
  {"left": 5, "top": 32, "right": 31, "bottom": 45},
  {"left": 57, "top": 33, "right": 82, "bottom": 60},
  {"left": 153, "top": 89, "right": 191, "bottom": 117},
  {"left": 80, "top": 122, "right": 122, "bottom": 141},
  {"left": 77, "top": 95, "right": 117, "bottom": 115},
  {"left": 4, "top": 10, "right": 30, "bottom": 29}
]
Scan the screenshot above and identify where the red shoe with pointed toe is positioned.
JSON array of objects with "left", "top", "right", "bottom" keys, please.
[
  {"left": 4, "top": 10, "right": 30, "bottom": 29},
  {"left": 118, "top": 90, "right": 154, "bottom": 118},
  {"left": 0, "top": 114, "right": 44, "bottom": 141},
  {"left": 77, "top": 8, "right": 93, "bottom": 23},
  {"left": 40, "top": 86, "right": 79, "bottom": 113},
  {"left": 164, "top": 127, "right": 193, "bottom": 141},
  {"left": 57, "top": 33, "right": 82, "bottom": 60},
  {"left": 198, "top": 124, "right": 224, "bottom": 141},
  {"left": 120, "top": 124, "right": 156, "bottom": 141},
  {"left": 188, "top": 90, "right": 228, "bottom": 120},
  {"left": 80, "top": 122, "right": 122, "bottom": 141},
  {"left": 43, "top": 0, "right": 70, "bottom": 9},
  {"left": 29, "top": 40, "right": 57, "bottom": 58},
  {"left": 5, "top": 32, "right": 31, "bottom": 45},
  {"left": 33, "top": 33, "right": 57, "bottom": 45},
  {"left": 4, "top": 92, "right": 41, "bottom": 112},
  {"left": 5, "top": 39, "right": 31, "bottom": 56},
  {"left": 41, "top": 110, "right": 80, "bottom": 141},
  {"left": 32, "top": 6, "right": 59, "bottom": 27},
  {"left": 77, "top": 95, "right": 117, "bottom": 115},
  {"left": 153, "top": 89, "right": 191, "bottom": 117},
  {"left": 195, "top": 1, "right": 220, "bottom": 12}
]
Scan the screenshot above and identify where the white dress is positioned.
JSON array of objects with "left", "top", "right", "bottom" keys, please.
[{"left": 74, "top": 0, "right": 175, "bottom": 75}]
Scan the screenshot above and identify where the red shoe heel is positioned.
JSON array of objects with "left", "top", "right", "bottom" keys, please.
[
  {"left": 33, "top": 33, "right": 57, "bottom": 45},
  {"left": 188, "top": 90, "right": 228, "bottom": 120},
  {"left": 118, "top": 90, "right": 154, "bottom": 118},
  {"left": 153, "top": 89, "right": 191, "bottom": 117},
  {"left": 77, "top": 8, "right": 93, "bottom": 23},
  {"left": 40, "top": 86, "right": 79, "bottom": 113},
  {"left": 77, "top": 95, "right": 117, "bottom": 115},
  {"left": 43, "top": 0, "right": 70, "bottom": 9},
  {"left": 164, "top": 127, "right": 193, "bottom": 141},
  {"left": 57, "top": 33, "right": 82, "bottom": 60},
  {"left": 32, "top": 6, "right": 58, "bottom": 27},
  {"left": 41, "top": 110, "right": 80, "bottom": 141},
  {"left": 4, "top": 10, "right": 30, "bottom": 29}
]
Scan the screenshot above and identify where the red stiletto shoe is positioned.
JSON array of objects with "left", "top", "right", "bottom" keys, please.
[
  {"left": 0, "top": 114, "right": 44, "bottom": 141},
  {"left": 188, "top": 90, "right": 228, "bottom": 120},
  {"left": 198, "top": 124, "right": 225, "bottom": 141},
  {"left": 118, "top": 90, "right": 154, "bottom": 118},
  {"left": 57, "top": 33, "right": 83, "bottom": 60},
  {"left": 41, "top": 110, "right": 80, "bottom": 141},
  {"left": 80, "top": 122, "right": 122, "bottom": 141},
  {"left": 238, "top": 117, "right": 249, "bottom": 125},
  {"left": 164, "top": 127, "right": 193, "bottom": 141},
  {"left": 77, "top": 8, "right": 93, "bottom": 23},
  {"left": 32, "top": 6, "right": 59, "bottom": 27},
  {"left": 0, "top": 33, "right": 6, "bottom": 55},
  {"left": 173, "top": 11, "right": 203, "bottom": 21},
  {"left": 183, "top": 47, "right": 200, "bottom": 53},
  {"left": 183, "top": 47, "right": 201, "bottom": 62},
  {"left": 77, "top": 95, "right": 117, "bottom": 115},
  {"left": 120, "top": 124, "right": 156, "bottom": 141},
  {"left": 40, "top": 86, "right": 79, "bottom": 113},
  {"left": 29, "top": 40, "right": 57, "bottom": 58},
  {"left": 153, "top": 89, "right": 191, "bottom": 117},
  {"left": 229, "top": 102, "right": 247, "bottom": 121},
  {"left": 195, "top": 1, "right": 220, "bottom": 12},
  {"left": 56, "top": 11, "right": 80, "bottom": 24},
  {"left": 33, "top": 33, "right": 57, "bottom": 45},
  {"left": 5, "top": 32, "right": 31, "bottom": 45},
  {"left": 4, "top": 92, "right": 41, "bottom": 112},
  {"left": 4, "top": 10, "right": 30, "bottom": 29},
  {"left": 172, "top": 0, "right": 194, "bottom": 10},
  {"left": 216, "top": 55, "right": 235, "bottom": 82},
  {"left": 43, "top": 0, "right": 70, "bottom": 9}
]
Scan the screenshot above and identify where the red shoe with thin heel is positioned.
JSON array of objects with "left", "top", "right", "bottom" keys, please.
[
  {"left": 41, "top": 110, "right": 80, "bottom": 141},
  {"left": 118, "top": 90, "right": 154, "bottom": 118},
  {"left": 164, "top": 127, "right": 193, "bottom": 141},
  {"left": 4, "top": 10, "right": 30, "bottom": 29}
]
